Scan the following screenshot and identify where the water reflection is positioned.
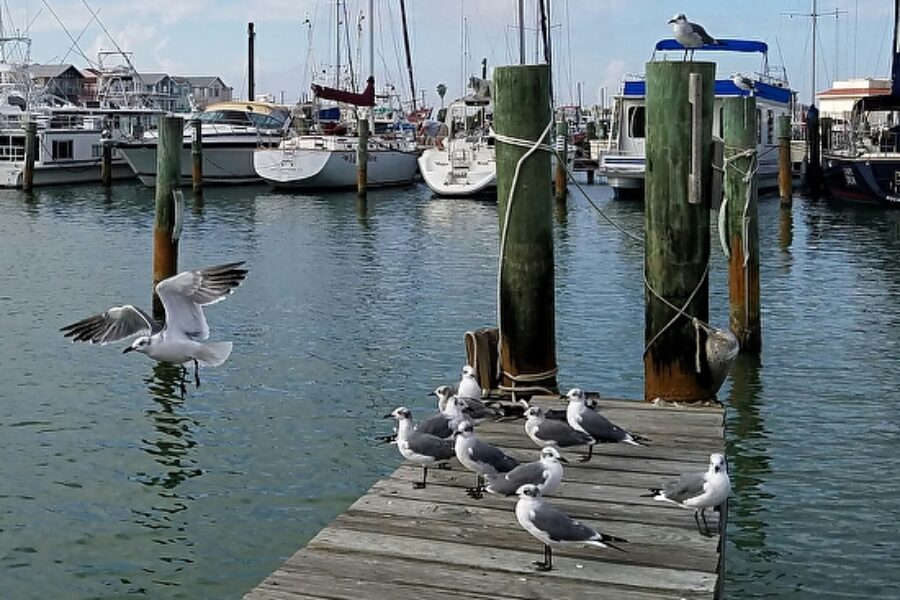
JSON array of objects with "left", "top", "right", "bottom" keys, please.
[
  {"left": 725, "top": 354, "right": 778, "bottom": 566},
  {"left": 778, "top": 205, "right": 793, "bottom": 253}
]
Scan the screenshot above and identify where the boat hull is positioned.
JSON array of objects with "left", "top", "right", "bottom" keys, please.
[
  {"left": 823, "top": 153, "right": 900, "bottom": 206},
  {"left": 254, "top": 146, "right": 419, "bottom": 189},
  {"left": 417, "top": 146, "right": 496, "bottom": 197},
  {"left": 0, "top": 159, "right": 134, "bottom": 188}
]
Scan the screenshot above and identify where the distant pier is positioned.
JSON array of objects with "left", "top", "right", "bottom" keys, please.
[{"left": 243, "top": 396, "right": 726, "bottom": 600}]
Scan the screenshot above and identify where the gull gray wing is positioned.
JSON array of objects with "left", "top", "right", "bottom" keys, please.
[
  {"left": 487, "top": 461, "right": 547, "bottom": 495},
  {"left": 662, "top": 472, "right": 707, "bottom": 504},
  {"left": 60, "top": 305, "right": 160, "bottom": 344},
  {"left": 537, "top": 419, "right": 594, "bottom": 446},
  {"left": 407, "top": 431, "right": 455, "bottom": 461},
  {"left": 416, "top": 413, "right": 452, "bottom": 438},
  {"left": 156, "top": 262, "right": 248, "bottom": 340},
  {"left": 578, "top": 409, "right": 634, "bottom": 443},
  {"left": 690, "top": 22, "right": 717, "bottom": 44},
  {"left": 471, "top": 439, "right": 520, "bottom": 472},
  {"left": 530, "top": 501, "right": 598, "bottom": 543}
]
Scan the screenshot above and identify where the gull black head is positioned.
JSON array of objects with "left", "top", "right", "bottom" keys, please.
[
  {"left": 540, "top": 446, "right": 567, "bottom": 463},
  {"left": 668, "top": 13, "right": 687, "bottom": 24},
  {"left": 516, "top": 483, "right": 542, "bottom": 498},
  {"left": 456, "top": 421, "right": 475, "bottom": 436},
  {"left": 123, "top": 336, "right": 151, "bottom": 354},
  {"left": 462, "top": 365, "right": 476, "bottom": 378},
  {"left": 384, "top": 406, "right": 412, "bottom": 420},
  {"left": 431, "top": 385, "right": 453, "bottom": 400},
  {"left": 524, "top": 406, "right": 544, "bottom": 419},
  {"left": 710, "top": 452, "right": 727, "bottom": 474},
  {"left": 565, "top": 388, "right": 585, "bottom": 403}
]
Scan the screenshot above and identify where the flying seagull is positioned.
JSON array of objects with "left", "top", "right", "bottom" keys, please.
[
  {"left": 60, "top": 262, "right": 248, "bottom": 388},
  {"left": 515, "top": 484, "right": 627, "bottom": 571},
  {"left": 486, "top": 446, "right": 566, "bottom": 496},
  {"left": 454, "top": 421, "right": 519, "bottom": 499},
  {"left": 668, "top": 13, "right": 719, "bottom": 60},
  {"left": 731, "top": 73, "right": 756, "bottom": 96},
  {"left": 565, "top": 388, "right": 648, "bottom": 461},
  {"left": 643, "top": 452, "right": 732, "bottom": 536},
  {"left": 385, "top": 406, "right": 455, "bottom": 489}
]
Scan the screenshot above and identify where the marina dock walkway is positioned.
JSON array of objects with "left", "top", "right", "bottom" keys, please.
[{"left": 243, "top": 397, "right": 726, "bottom": 600}]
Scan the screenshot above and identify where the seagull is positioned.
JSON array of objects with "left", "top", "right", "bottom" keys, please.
[
  {"left": 385, "top": 407, "right": 455, "bottom": 489},
  {"left": 731, "top": 73, "right": 756, "bottom": 96},
  {"left": 486, "top": 446, "right": 566, "bottom": 496},
  {"left": 417, "top": 386, "right": 470, "bottom": 438},
  {"left": 565, "top": 388, "right": 647, "bottom": 461},
  {"left": 454, "top": 421, "right": 519, "bottom": 499},
  {"left": 515, "top": 484, "right": 627, "bottom": 571},
  {"left": 643, "top": 452, "right": 732, "bottom": 536},
  {"left": 667, "top": 13, "right": 719, "bottom": 61},
  {"left": 524, "top": 406, "right": 594, "bottom": 451},
  {"left": 457, "top": 365, "right": 482, "bottom": 401},
  {"left": 60, "top": 262, "right": 248, "bottom": 388}
]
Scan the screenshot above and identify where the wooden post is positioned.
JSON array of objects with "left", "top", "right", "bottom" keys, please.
[
  {"left": 555, "top": 119, "right": 568, "bottom": 202},
  {"left": 357, "top": 118, "right": 369, "bottom": 197},
  {"left": 820, "top": 116, "right": 833, "bottom": 152},
  {"left": 644, "top": 61, "right": 715, "bottom": 403},
  {"left": 100, "top": 129, "right": 113, "bottom": 187},
  {"left": 23, "top": 121, "right": 37, "bottom": 192},
  {"left": 805, "top": 105, "right": 821, "bottom": 199},
  {"left": 723, "top": 97, "right": 761, "bottom": 354},
  {"left": 152, "top": 116, "right": 183, "bottom": 320},
  {"left": 494, "top": 64, "right": 557, "bottom": 393},
  {"left": 777, "top": 115, "right": 792, "bottom": 206},
  {"left": 191, "top": 118, "right": 203, "bottom": 196}
]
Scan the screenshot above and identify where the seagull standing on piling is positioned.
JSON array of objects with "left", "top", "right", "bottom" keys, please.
[
  {"left": 454, "top": 421, "right": 519, "bottom": 499},
  {"left": 515, "top": 484, "right": 627, "bottom": 571},
  {"left": 385, "top": 407, "right": 455, "bottom": 489},
  {"left": 524, "top": 406, "right": 594, "bottom": 451},
  {"left": 731, "top": 73, "right": 756, "bottom": 96},
  {"left": 565, "top": 389, "right": 647, "bottom": 462},
  {"left": 668, "top": 13, "right": 719, "bottom": 61},
  {"left": 643, "top": 453, "right": 732, "bottom": 536},
  {"left": 486, "top": 446, "right": 566, "bottom": 496},
  {"left": 60, "top": 262, "right": 248, "bottom": 388}
]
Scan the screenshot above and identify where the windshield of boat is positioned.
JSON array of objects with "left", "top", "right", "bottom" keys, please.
[{"left": 197, "top": 108, "right": 289, "bottom": 130}]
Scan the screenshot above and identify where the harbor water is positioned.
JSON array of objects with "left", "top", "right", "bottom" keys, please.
[{"left": 0, "top": 181, "right": 898, "bottom": 599}]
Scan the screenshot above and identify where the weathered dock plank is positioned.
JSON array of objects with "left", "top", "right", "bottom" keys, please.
[{"left": 243, "top": 398, "right": 725, "bottom": 600}]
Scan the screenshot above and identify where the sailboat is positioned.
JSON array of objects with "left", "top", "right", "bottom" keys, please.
[
  {"left": 822, "top": 0, "right": 900, "bottom": 206},
  {"left": 253, "top": 0, "right": 418, "bottom": 190}
]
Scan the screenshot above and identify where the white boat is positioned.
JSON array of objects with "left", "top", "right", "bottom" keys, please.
[
  {"left": 117, "top": 100, "right": 292, "bottom": 186},
  {"left": 418, "top": 95, "right": 496, "bottom": 197},
  {"left": 600, "top": 39, "right": 796, "bottom": 199},
  {"left": 254, "top": 133, "right": 418, "bottom": 189}
]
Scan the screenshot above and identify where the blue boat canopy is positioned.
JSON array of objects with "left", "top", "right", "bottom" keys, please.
[{"left": 655, "top": 38, "right": 769, "bottom": 54}]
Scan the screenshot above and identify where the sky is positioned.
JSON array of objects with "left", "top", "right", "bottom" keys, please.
[{"left": 3, "top": 0, "right": 895, "bottom": 110}]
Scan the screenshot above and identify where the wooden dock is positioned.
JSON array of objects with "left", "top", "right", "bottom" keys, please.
[{"left": 243, "top": 397, "right": 726, "bottom": 600}]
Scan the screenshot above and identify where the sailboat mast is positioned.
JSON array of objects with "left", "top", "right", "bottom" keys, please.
[
  {"left": 811, "top": 0, "right": 817, "bottom": 105},
  {"left": 399, "top": 0, "right": 416, "bottom": 111},
  {"left": 518, "top": 0, "right": 525, "bottom": 65},
  {"left": 335, "top": 0, "right": 342, "bottom": 87}
]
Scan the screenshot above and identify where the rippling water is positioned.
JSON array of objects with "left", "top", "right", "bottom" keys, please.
[{"left": 0, "top": 180, "right": 897, "bottom": 598}]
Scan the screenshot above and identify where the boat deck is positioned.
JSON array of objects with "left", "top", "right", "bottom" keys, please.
[{"left": 243, "top": 396, "right": 726, "bottom": 600}]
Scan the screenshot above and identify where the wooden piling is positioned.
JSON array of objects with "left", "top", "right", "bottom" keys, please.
[
  {"left": 777, "top": 115, "right": 792, "bottom": 206},
  {"left": 644, "top": 61, "right": 715, "bottom": 403},
  {"left": 357, "top": 118, "right": 369, "bottom": 197},
  {"left": 494, "top": 64, "right": 557, "bottom": 393},
  {"left": 23, "top": 121, "right": 37, "bottom": 192},
  {"left": 100, "top": 130, "right": 113, "bottom": 187},
  {"left": 820, "top": 116, "right": 833, "bottom": 152},
  {"left": 555, "top": 119, "right": 568, "bottom": 202},
  {"left": 191, "top": 118, "right": 203, "bottom": 196},
  {"left": 152, "top": 116, "right": 183, "bottom": 320},
  {"left": 723, "top": 97, "right": 761, "bottom": 354},
  {"left": 805, "top": 105, "right": 821, "bottom": 199}
]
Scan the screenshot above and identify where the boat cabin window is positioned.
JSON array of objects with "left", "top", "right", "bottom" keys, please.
[
  {"left": 767, "top": 110, "right": 775, "bottom": 144},
  {"left": 198, "top": 110, "right": 253, "bottom": 126},
  {"left": 627, "top": 106, "right": 645, "bottom": 139},
  {"left": 247, "top": 111, "right": 290, "bottom": 130},
  {"left": 51, "top": 140, "right": 74, "bottom": 160},
  {"left": 0, "top": 135, "right": 26, "bottom": 161}
]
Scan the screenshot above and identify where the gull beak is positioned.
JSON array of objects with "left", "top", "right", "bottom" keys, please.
[
  {"left": 382, "top": 413, "right": 395, "bottom": 419},
  {"left": 558, "top": 456, "right": 569, "bottom": 464},
  {"left": 122, "top": 346, "right": 134, "bottom": 354},
  {"left": 714, "top": 465, "right": 721, "bottom": 473},
  {"left": 667, "top": 18, "right": 676, "bottom": 24}
]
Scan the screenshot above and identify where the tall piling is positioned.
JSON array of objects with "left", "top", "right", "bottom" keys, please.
[
  {"left": 191, "top": 118, "right": 203, "bottom": 196},
  {"left": 777, "top": 115, "right": 792, "bottom": 206},
  {"left": 357, "top": 118, "right": 369, "bottom": 197},
  {"left": 247, "top": 22, "right": 256, "bottom": 101},
  {"left": 555, "top": 119, "right": 568, "bottom": 202},
  {"left": 152, "top": 116, "right": 183, "bottom": 320},
  {"left": 723, "top": 97, "right": 761, "bottom": 354},
  {"left": 101, "top": 129, "right": 113, "bottom": 187},
  {"left": 494, "top": 64, "right": 557, "bottom": 393},
  {"left": 23, "top": 121, "right": 37, "bottom": 192},
  {"left": 805, "top": 105, "right": 821, "bottom": 199},
  {"left": 644, "top": 61, "right": 715, "bottom": 403}
]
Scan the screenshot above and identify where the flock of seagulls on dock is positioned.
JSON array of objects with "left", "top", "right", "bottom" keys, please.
[{"left": 382, "top": 365, "right": 732, "bottom": 572}]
